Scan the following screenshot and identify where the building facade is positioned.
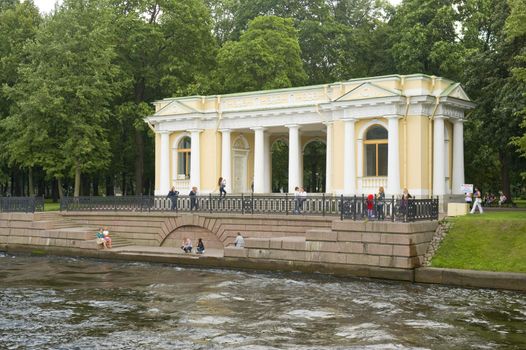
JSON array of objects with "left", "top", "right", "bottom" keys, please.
[{"left": 145, "top": 74, "right": 474, "bottom": 197}]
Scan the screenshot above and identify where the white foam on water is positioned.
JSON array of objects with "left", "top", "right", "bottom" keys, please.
[
  {"left": 198, "top": 293, "right": 228, "bottom": 300},
  {"left": 232, "top": 296, "right": 245, "bottom": 301},
  {"left": 187, "top": 316, "right": 235, "bottom": 325},
  {"left": 212, "top": 333, "right": 252, "bottom": 345},
  {"left": 285, "top": 309, "right": 335, "bottom": 320},
  {"left": 335, "top": 323, "right": 396, "bottom": 342},
  {"left": 404, "top": 320, "right": 453, "bottom": 329}
]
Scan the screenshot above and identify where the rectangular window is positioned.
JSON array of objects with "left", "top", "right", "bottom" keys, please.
[
  {"left": 365, "top": 144, "right": 376, "bottom": 177},
  {"left": 378, "top": 144, "right": 388, "bottom": 176}
]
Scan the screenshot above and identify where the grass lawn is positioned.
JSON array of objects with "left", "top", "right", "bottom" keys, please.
[
  {"left": 431, "top": 211, "right": 526, "bottom": 273},
  {"left": 44, "top": 201, "right": 60, "bottom": 212}
]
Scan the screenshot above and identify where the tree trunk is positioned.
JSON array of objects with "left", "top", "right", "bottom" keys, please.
[
  {"left": 135, "top": 129, "right": 144, "bottom": 195},
  {"left": 74, "top": 165, "right": 81, "bottom": 197},
  {"left": 51, "top": 178, "right": 58, "bottom": 202},
  {"left": 57, "top": 177, "right": 64, "bottom": 200},
  {"left": 28, "top": 167, "right": 34, "bottom": 196},
  {"left": 499, "top": 150, "right": 512, "bottom": 201},
  {"left": 92, "top": 176, "right": 99, "bottom": 196},
  {"left": 81, "top": 174, "right": 90, "bottom": 196},
  {"left": 105, "top": 175, "right": 114, "bottom": 196}
]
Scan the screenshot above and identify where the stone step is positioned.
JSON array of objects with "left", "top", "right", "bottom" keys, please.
[{"left": 305, "top": 229, "right": 337, "bottom": 242}]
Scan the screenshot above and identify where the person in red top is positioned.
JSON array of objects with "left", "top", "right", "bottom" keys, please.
[{"left": 367, "top": 194, "right": 374, "bottom": 219}]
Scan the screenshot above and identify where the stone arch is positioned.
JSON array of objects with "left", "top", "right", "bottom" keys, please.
[
  {"left": 232, "top": 135, "right": 250, "bottom": 193},
  {"left": 158, "top": 215, "right": 224, "bottom": 251},
  {"left": 302, "top": 137, "right": 326, "bottom": 152}
]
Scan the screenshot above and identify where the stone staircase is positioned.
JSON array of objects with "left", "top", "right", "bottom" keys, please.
[{"left": 33, "top": 212, "right": 132, "bottom": 249}]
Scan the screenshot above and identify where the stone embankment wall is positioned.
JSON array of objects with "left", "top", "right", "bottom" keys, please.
[{"left": 1, "top": 211, "right": 437, "bottom": 277}]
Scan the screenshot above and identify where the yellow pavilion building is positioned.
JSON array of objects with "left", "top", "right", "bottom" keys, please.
[{"left": 145, "top": 74, "right": 474, "bottom": 199}]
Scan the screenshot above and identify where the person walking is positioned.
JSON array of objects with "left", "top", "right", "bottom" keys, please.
[
  {"left": 470, "top": 187, "right": 484, "bottom": 214},
  {"left": 218, "top": 177, "right": 227, "bottom": 198},
  {"left": 167, "top": 186, "right": 179, "bottom": 211},
  {"left": 189, "top": 187, "right": 198, "bottom": 211}
]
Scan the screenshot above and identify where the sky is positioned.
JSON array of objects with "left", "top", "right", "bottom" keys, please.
[{"left": 32, "top": 0, "right": 403, "bottom": 14}]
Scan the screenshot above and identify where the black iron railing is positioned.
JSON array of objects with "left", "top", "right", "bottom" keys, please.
[
  {"left": 0, "top": 196, "right": 44, "bottom": 213},
  {"left": 60, "top": 195, "right": 439, "bottom": 222}
]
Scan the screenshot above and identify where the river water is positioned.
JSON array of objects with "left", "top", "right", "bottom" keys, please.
[{"left": 0, "top": 254, "right": 525, "bottom": 349}]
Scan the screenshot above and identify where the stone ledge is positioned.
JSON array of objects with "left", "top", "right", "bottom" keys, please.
[{"left": 415, "top": 267, "right": 526, "bottom": 291}]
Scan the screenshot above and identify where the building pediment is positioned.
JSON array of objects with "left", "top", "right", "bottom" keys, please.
[
  {"left": 335, "top": 82, "right": 401, "bottom": 102},
  {"left": 156, "top": 100, "right": 198, "bottom": 116},
  {"left": 440, "top": 83, "right": 470, "bottom": 101}
]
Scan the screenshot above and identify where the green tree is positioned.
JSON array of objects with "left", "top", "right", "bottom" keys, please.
[
  {"left": 5, "top": 0, "right": 120, "bottom": 197},
  {"left": 0, "top": 0, "right": 41, "bottom": 194},
  {"left": 506, "top": 0, "right": 526, "bottom": 170},
  {"left": 461, "top": 0, "right": 526, "bottom": 198},
  {"left": 215, "top": 15, "right": 307, "bottom": 93},
  {"left": 388, "top": 0, "right": 465, "bottom": 80},
  {"left": 110, "top": 0, "right": 217, "bottom": 194}
]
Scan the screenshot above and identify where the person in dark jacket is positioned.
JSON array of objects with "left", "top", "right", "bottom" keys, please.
[
  {"left": 196, "top": 238, "right": 205, "bottom": 254},
  {"left": 167, "top": 186, "right": 179, "bottom": 211},
  {"left": 189, "top": 187, "right": 198, "bottom": 211}
]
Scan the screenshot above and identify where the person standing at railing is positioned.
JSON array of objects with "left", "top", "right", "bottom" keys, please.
[
  {"left": 367, "top": 194, "right": 374, "bottom": 219},
  {"left": 299, "top": 187, "right": 307, "bottom": 213},
  {"left": 400, "top": 188, "right": 412, "bottom": 216},
  {"left": 167, "top": 186, "right": 179, "bottom": 211},
  {"left": 376, "top": 186, "right": 385, "bottom": 220},
  {"left": 189, "top": 187, "right": 199, "bottom": 211},
  {"left": 218, "top": 177, "right": 227, "bottom": 198},
  {"left": 293, "top": 187, "right": 301, "bottom": 214}
]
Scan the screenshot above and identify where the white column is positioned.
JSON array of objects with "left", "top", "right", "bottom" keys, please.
[
  {"left": 189, "top": 129, "right": 202, "bottom": 189},
  {"left": 287, "top": 125, "right": 300, "bottom": 193},
  {"left": 433, "top": 116, "right": 446, "bottom": 196},
  {"left": 252, "top": 127, "right": 266, "bottom": 193},
  {"left": 159, "top": 131, "right": 171, "bottom": 195},
  {"left": 387, "top": 116, "right": 401, "bottom": 195},
  {"left": 343, "top": 118, "right": 356, "bottom": 194},
  {"left": 452, "top": 119, "right": 465, "bottom": 194},
  {"left": 324, "top": 121, "right": 333, "bottom": 193},
  {"left": 220, "top": 129, "right": 232, "bottom": 192},
  {"left": 264, "top": 133, "right": 271, "bottom": 192}
]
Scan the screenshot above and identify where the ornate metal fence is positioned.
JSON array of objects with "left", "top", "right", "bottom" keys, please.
[
  {"left": 0, "top": 196, "right": 44, "bottom": 213},
  {"left": 59, "top": 195, "right": 439, "bottom": 222}
]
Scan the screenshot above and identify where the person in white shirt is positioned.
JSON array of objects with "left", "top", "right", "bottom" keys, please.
[
  {"left": 234, "top": 232, "right": 245, "bottom": 248},
  {"left": 470, "top": 187, "right": 484, "bottom": 214}
]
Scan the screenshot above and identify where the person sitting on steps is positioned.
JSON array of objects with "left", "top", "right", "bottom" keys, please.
[
  {"left": 96, "top": 228, "right": 107, "bottom": 249},
  {"left": 196, "top": 238, "right": 205, "bottom": 254},
  {"left": 181, "top": 237, "right": 192, "bottom": 253}
]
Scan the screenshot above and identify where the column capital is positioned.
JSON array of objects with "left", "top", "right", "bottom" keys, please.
[
  {"left": 250, "top": 126, "right": 267, "bottom": 131},
  {"left": 322, "top": 121, "right": 334, "bottom": 126},
  {"left": 342, "top": 118, "right": 357, "bottom": 123},
  {"left": 187, "top": 128, "right": 203, "bottom": 133},
  {"left": 158, "top": 130, "right": 171, "bottom": 134},
  {"left": 219, "top": 128, "right": 232, "bottom": 133},
  {"left": 285, "top": 124, "right": 300, "bottom": 129},
  {"left": 452, "top": 118, "right": 465, "bottom": 124},
  {"left": 433, "top": 115, "right": 448, "bottom": 121}
]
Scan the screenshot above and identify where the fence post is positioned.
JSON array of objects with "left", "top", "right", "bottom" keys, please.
[
  {"left": 340, "top": 194, "right": 343, "bottom": 221},
  {"left": 251, "top": 192, "right": 254, "bottom": 214},
  {"left": 241, "top": 194, "right": 244, "bottom": 215},
  {"left": 285, "top": 193, "right": 288, "bottom": 215},
  {"left": 209, "top": 193, "right": 212, "bottom": 213},
  {"left": 353, "top": 195, "right": 357, "bottom": 221},
  {"left": 391, "top": 195, "right": 395, "bottom": 222},
  {"left": 90, "top": 195, "right": 93, "bottom": 212},
  {"left": 322, "top": 193, "right": 325, "bottom": 216}
]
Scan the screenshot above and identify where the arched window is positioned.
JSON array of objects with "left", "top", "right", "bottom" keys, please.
[
  {"left": 364, "top": 125, "right": 388, "bottom": 177},
  {"left": 177, "top": 137, "right": 191, "bottom": 179}
]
